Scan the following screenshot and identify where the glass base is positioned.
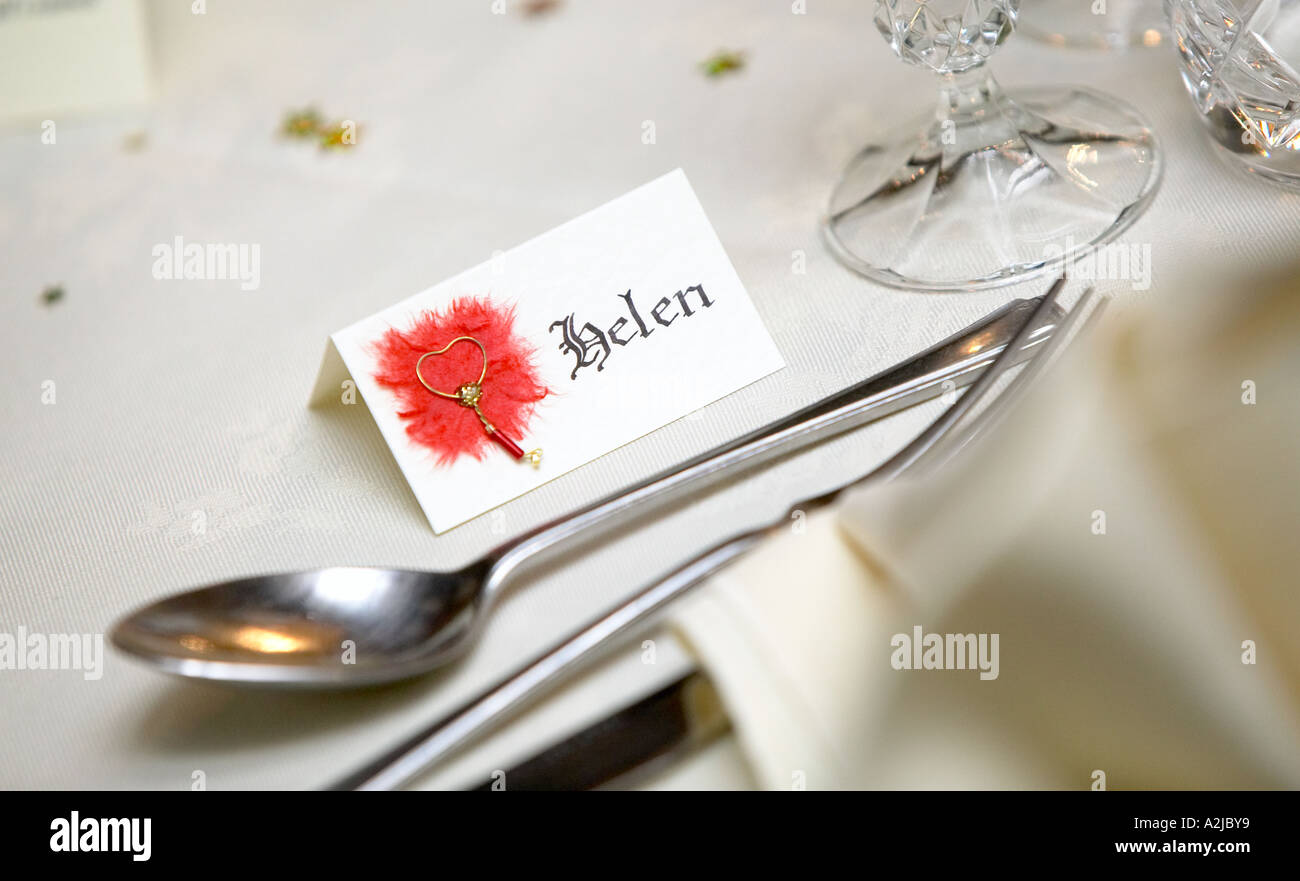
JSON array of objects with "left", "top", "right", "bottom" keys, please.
[{"left": 822, "top": 76, "right": 1162, "bottom": 292}]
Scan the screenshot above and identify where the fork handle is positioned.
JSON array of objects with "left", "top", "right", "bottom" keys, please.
[{"left": 482, "top": 296, "right": 1059, "bottom": 597}]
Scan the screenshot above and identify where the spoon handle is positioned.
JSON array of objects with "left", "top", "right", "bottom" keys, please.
[
  {"left": 484, "top": 296, "right": 1059, "bottom": 592},
  {"left": 330, "top": 535, "right": 761, "bottom": 791}
]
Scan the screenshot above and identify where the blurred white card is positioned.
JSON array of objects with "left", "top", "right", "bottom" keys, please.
[
  {"left": 315, "top": 169, "right": 785, "bottom": 533},
  {"left": 0, "top": 0, "right": 151, "bottom": 123}
]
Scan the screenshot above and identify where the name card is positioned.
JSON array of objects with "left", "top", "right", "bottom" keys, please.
[{"left": 314, "top": 170, "right": 785, "bottom": 533}]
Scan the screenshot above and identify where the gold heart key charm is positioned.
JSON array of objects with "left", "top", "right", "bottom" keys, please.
[{"left": 415, "top": 336, "right": 542, "bottom": 468}]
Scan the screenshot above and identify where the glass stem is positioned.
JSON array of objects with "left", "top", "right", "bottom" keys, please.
[{"left": 934, "top": 63, "right": 1003, "bottom": 128}]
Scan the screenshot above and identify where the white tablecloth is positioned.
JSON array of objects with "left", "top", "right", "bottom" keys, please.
[{"left": 2, "top": 0, "right": 1298, "bottom": 789}]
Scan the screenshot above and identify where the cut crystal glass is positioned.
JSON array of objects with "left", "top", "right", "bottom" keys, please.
[
  {"left": 823, "top": 0, "right": 1163, "bottom": 291},
  {"left": 1166, "top": 0, "right": 1300, "bottom": 187}
]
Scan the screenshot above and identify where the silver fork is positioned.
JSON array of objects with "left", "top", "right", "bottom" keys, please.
[{"left": 332, "top": 279, "right": 1097, "bottom": 790}]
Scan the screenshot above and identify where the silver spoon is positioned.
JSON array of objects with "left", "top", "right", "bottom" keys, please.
[{"left": 110, "top": 297, "right": 1061, "bottom": 687}]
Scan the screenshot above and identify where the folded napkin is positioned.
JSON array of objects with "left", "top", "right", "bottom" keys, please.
[{"left": 671, "top": 266, "right": 1300, "bottom": 790}]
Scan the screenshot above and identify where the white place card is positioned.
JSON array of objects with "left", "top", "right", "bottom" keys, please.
[
  {"left": 0, "top": 0, "right": 151, "bottom": 124},
  {"left": 313, "top": 169, "right": 785, "bottom": 533}
]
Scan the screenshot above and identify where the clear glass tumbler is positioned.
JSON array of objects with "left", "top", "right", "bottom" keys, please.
[{"left": 1167, "top": 0, "right": 1300, "bottom": 188}]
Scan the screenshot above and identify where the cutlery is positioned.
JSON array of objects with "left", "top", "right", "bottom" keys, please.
[
  {"left": 111, "top": 297, "right": 1062, "bottom": 687},
  {"left": 332, "top": 279, "right": 1094, "bottom": 789},
  {"left": 464, "top": 672, "right": 728, "bottom": 790}
]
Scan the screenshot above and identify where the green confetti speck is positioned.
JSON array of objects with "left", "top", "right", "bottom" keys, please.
[
  {"left": 281, "top": 107, "right": 324, "bottom": 139},
  {"left": 701, "top": 50, "right": 746, "bottom": 77}
]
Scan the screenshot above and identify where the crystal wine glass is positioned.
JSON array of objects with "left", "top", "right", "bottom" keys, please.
[{"left": 823, "top": 0, "right": 1163, "bottom": 291}]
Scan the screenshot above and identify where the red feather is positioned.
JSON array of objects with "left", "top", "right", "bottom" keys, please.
[{"left": 370, "top": 297, "right": 549, "bottom": 466}]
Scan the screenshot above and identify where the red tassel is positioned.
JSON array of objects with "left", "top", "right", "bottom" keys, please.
[{"left": 370, "top": 297, "right": 549, "bottom": 466}]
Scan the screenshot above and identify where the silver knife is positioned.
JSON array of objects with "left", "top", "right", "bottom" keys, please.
[{"left": 464, "top": 672, "right": 727, "bottom": 790}]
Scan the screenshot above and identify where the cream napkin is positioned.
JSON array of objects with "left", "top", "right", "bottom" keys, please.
[{"left": 671, "top": 266, "right": 1300, "bottom": 790}]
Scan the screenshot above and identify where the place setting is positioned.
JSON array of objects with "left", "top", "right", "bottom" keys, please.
[
  {"left": 3, "top": 0, "right": 1299, "bottom": 840},
  {"left": 106, "top": 0, "right": 1152, "bottom": 782}
]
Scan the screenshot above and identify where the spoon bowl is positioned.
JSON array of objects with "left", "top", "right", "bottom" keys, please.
[{"left": 111, "top": 565, "right": 489, "bottom": 686}]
